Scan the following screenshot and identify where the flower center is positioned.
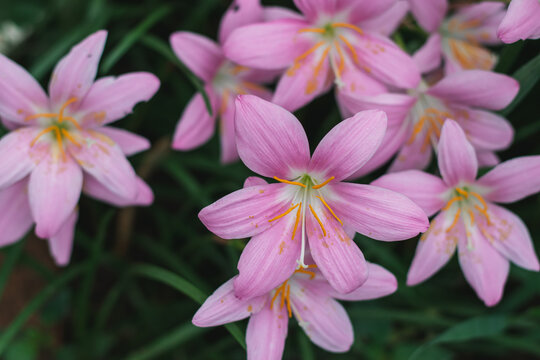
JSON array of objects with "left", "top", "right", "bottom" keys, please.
[
  {"left": 269, "top": 174, "right": 343, "bottom": 268},
  {"left": 26, "top": 97, "right": 83, "bottom": 161},
  {"left": 270, "top": 265, "right": 317, "bottom": 318}
]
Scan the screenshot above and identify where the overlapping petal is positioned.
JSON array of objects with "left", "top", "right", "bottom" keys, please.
[
  {"left": 246, "top": 304, "right": 288, "bottom": 360},
  {"left": 0, "top": 180, "right": 33, "bottom": 247},
  {"left": 413, "top": 34, "right": 442, "bottom": 74},
  {"left": 218, "top": 0, "right": 263, "bottom": 44},
  {"left": 456, "top": 109, "right": 513, "bottom": 151},
  {"left": 98, "top": 127, "right": 151, "bottom": 156},
  {"left": 329, "top": 263, "right": 398, "bottom": 301},
  {"left": 48, "top": 210, "right": 78, "bottom": 266},
  {"left": 498, "top": 0, "right": 540, "bottom": 43},
  {"left": 83, "top": 175, "right": 153, "bottom": 207},
  {"left": 409, "top": 0, "right": 448, "bottom": 32}
]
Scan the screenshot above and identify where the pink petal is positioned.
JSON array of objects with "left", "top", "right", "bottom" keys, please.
[
  {"left": 235, "top": 95, "right": 310, "bottom": 178},
  {"left": 291, "top": 279, "right": 353, "bottom": 352},
  {"left": 292, "top": 0, "right": 340, "bottom": 20},
  {"left": 388, "top": 130, "right": 433, "bottom": 172},
  {"left": 306, "top": 203, "right": 369, "bottom": 294},
  {"left": 456, "top": 109, "right": 513, "bottom": 151},
  {"left": 498, "top": 0, "right": 540, "bottom": 43},
  {"left": 244, "top": 176, "right": 268, "bottom": 188},
  {"left": 272, "top": 53, "right": 332, "bottom": 112},
  {"left": 359, "top": 1, "right": 410, "bottom": 37},
  {"left": 346, "top": 0, "right": 397, "bottom": 23},
  {"left": 170, "top": 32, "right": 223, "bottom": 82},
  {"left": 0, "top": 180, "right": 33, "bottom": 247},
  {"left": 458, "top": 224, "right": 509, "bottom": 307},
  {"left": 309, "top": 110, "right": 387, "bottom": 181},
  {"left": 49, "top": 30, "right": 107, "bottom": 107},
  {"left": 427, "top": 70, "right": 519, "bottom": 111},
  {"left": 29, "top": 154, "right": 82, "bottom": 238},
  {"left": 218, "top": 0, "right": 263, "bottom": 44},
  {"left": 329, "top": 262, "right": 398, "bottom": 301},
  {"left": 1, "top": 119, "right": 19, "bottom": 131},
  {"left": 234, "top": 214, "right": 301, "bottom": 299},
  {"left": 484, "top": 203, "right": 539, "bottom": 271},
  {"left": 192, "top": 277, "right": 266, "bottom": 327},
  {"left": 198, "top": 183, "right": 290, "bottom": 239},
  {"left": 78, "top": 72, "right": 160, "bottom": 127},
  {"left": 438, "top": 120, "right": 478, "bottom": 187},
  {"left": 477, "top": 151, "right": 500, "bottom": 168},
  {"left": 219, "top": 93, "right": 239, "bottom": 164},
  {"left": 413, "top": 33, "right": 442, "bottom": 74},
  {"left": 223, "top": 19, "right": 311, "bottom": 69},
  {"left": 0, "top": 128, "right": 44, "bottom": 190},
  {"left": 330, "top": 182, "right": 429, "bottom": 241},
  {"left": 69, "top": 130, "right": 138, "bottom": 200},
  {"left": 406, "top": 211, "right": 459, "bottom": 285},
  {"left": 0, "top": 54, "right": 48, "bottom": 124},
  {"left": 263, "top": 6, "right": 305, "bottom": 21},
  {"left": 97, "top": 127, "right": 150, "bottom": 156},
  {"left": 409, "top": 0, "right": 448, "bottom": 32},
  {"left": 336, "top": 60, "right": 388, "bottom": 104},
  {"left": 246, "top": 304, "right": 288, "bottom": 360},
  {"left": 47, "top": 210, "right": 77, "bottom": 267},
  {"left": 372, "top": 170, "right": 447, "bottom": 217},
  {"left": 352, "top": 32, "right": 421, "bottom": 89},
  {"left": 172, "top": 86, "right": 217, "bottom": 151},
  {"left": 477, "top": 156, "right": 540, "bottom": 203},
  {"left": 83, "top": 174, "right": 153, "bottom": 207}
]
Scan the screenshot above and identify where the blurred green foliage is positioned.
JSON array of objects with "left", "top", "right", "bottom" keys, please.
[{"left": 0, "top": 0, "right": 539, "bottom": 359}]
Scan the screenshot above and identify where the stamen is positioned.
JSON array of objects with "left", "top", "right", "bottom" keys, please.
[
  {"left": 285, "top": 284, "right": 292, "bottom": 318},
  {"left": 298, "top": 27, "right": 326, "bottom": 34},
  {"left": 468, "top": 209, "right": 475, "bottom": 226},
  {"left": 469, "top": 191, "right": 487, "bottom": 211},
  {"left": 58, "top": 97, "right": 78, "bottom": 122},
  {"left": 268, "top": 203, "right": 300, "bottom": 223},
  {"left": 273, "top": 176, "right": 307, "bottom": 188},
  {"left": 446, "top": 208, "right": 461, "bottom": 233},
  {"left": 338, "top": 35, "right": 360, "bottom": 65},
  {"left": 270, "top": 284, "right": 284, "bottom": 309},
  {"left": 30, "top": 126, "right": 57, "bottom": 147},
  {"left": 332, "top": 23, "right": 363, "bottom": 35},
  {"left": 61, "top": 129, "right": 81, "bottom": 147},
  {"left": 315, "top": 195, "right": 343, "bottom": 226},
  {"left": 314, "top": 47, "right": 330, "bottom": 77},
  {"left": 442, "top": 196, "right": 464, "bottom": 211},
  {"left": 291, "top": 203, "right": 302, "bottom": 240},
  {"left": 25, "top": 113, "right": 58, "bottom": 121},
  {"left": 61, "top": 116, "right": 83, "bottom": 130},
  {"left": 295, "top": 268, "right": 316, "bottom": 279},
  {"left": 333, "top": 41, "right": 346, "bottom": 78},
  {"left": 309, "top": 204, "right": 326, "bottom": 236},
  {"left": 474, "top": 205, "right": 492, "bottom": 225},
  {"left": 312, "top": 176, "right": 335, "bottom": 189},
  {"left": 456, "top": 188, "right": 469, "bottom": 198}
]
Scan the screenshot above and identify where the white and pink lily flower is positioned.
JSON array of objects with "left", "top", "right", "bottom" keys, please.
[
  {"left": 193, "top": 261, "right": 397, "bottom": 360},
  {"left": 373, "top": 120, "right": 540, "bottom": 306},
  {"left": 199, "top": 95, "right": 428, "bottom": 296},
  {"left": 0, "top": 30, "right": 159, "bottom": 265},
  {"left": 498, "top": 0, "right": 540, "bottom": 43}
]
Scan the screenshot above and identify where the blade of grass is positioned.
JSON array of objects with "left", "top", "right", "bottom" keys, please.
[
  {"left": 100, "top": 5, "right": 170, "bottom": 73},
  {"left": 494, "top": 41, "right": 523, "bottom": 74},
  {"left": 0, "top": 237, "right": 27, "bottom": 300},
  {"left": 501, "top": 52, "right": 540, "bottom": 116}
]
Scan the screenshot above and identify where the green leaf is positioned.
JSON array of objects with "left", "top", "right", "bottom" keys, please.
[
  {"left": 409, "top": 315, "right": 508, "bottom": 360},
  {"left": 0, "top": 237, "right": 27, "bottom": 300},
  {"left": 495, "top": 41, "right": 524, "bottom": 74},
  {"left": 501, "top": 52, "right": 540, "bottom": 116}
]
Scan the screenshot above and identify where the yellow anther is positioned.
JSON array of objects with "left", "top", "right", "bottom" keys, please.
[
  {"left": 58, "top": 97, "right": 78, "bottom": 122},
  {"left": 30, "top": 126, "right": 57, "bottom": 147},
  {"left": 315, "top": 195, "right": 343, "bottom": 226},
  {"left": 309, "top": 204, "right": 326, "bottom": 236},
  {"left": 298, "top": 27, "right": 326, "bottom": 34},
  {"left": 268, "top": 203, "right": 300, "bottom": 223},
  {"left": 273, "top": 176, "right": 307, "bottom": 188},
  {"left": 338, "top": 35, "right": 360, "bottom": 65},
  {"left": 60, "top": 129, "right": 81, "bottom": 147},
  {"left": 442, "top": 196, "right": 464, "bottom": 211},
  {"left": 446, "top": 208, "right": 461, "bottom": 233},
  {"left": 312, "top": 176, "right": 335, "bottom": 189},
  {"left": 291, "top": 203, "right": 302, "bottom": 240},
  {"left": 333, "top": 41, "right": 346, "bottom": 78},
  {"left": 468, "top": 209, "right": 475, "bottom": 226},
  {"left": 314, "top": 47, "right": 330, "bottom": 77},
  {"left": 295, "top": 268, "right": 316, "bottom": 279},
  {"left": 456, "top": 188, "right": 469, "bottom": 198},
  {"left": 332, "top": 23, "right": 363, "bottom": 35}
]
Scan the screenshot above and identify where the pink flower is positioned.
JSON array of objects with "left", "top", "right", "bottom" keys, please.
[
  {"left": 223, "top": 0, "right": 420, "bottom": 113},
  {"left": 373, "top": 120, "right": 540, "bottom": 306},
  {"left": 0, "top": 30, "right": 159, "bottom": 265},
  {"left": 170, "top": 0, "right": 282, "bottom": 163},
  {"left": 498, "top": 0, "right": 540, "bottom": 43},
  {"left": 341, "top": 39, "right": 519, "bottom": 177},
  {"left": 193, "top": 262, "right": 397, "bottom": 359},
  {"left": 199, "top": 95, "right": 428, "bottom": 296}
]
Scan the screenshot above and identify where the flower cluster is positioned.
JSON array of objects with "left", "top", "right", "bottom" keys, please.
[{"left": 0, "top": 0, "right": 539, "bottom": 359}]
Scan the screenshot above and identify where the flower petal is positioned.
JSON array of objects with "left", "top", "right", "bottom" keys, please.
[
  {"left": 170, "top": 32, "right": 223, "bottom": 82},
  {"left": 352, "top": 32, "right": 421, "bottom": 89},
  {"left": 0, "top": 180, "right": 33, "bottom": 247},
  {"left": 483, "top": 203, "right": 539, "bottom": 271},
  {"left": 330, "top": 182, "right": 429, "bottom": 241},
  {"left": 47, "top": 210, "right": 77, "bottom": 267},
  {"left": 235, "top": 214, "right": 302, "bottom": 299},
  {"left": 235, "top": 95, "right": 310, "bottom": 178},
  {"left": 69, "top": 130, "right": 138, "bottom": 200},
  {"left": 29, "top": 154, "right": 83, "bottom": 238},
  {"left": 192, "top": 277, "right": 266, "bottom": 327},
  {"left": 309, "top": 110, "right": 387, "bottom": 181},
  {"left": 477, "top": 156, "right": 540, "bottom": 203},
  {"left": 83, "top": 174, "right": 153, "bottom": 207},
  {"left": 291, "top": 279, "right": 353, "bottom": 352},
  {"left": 407, "top": 211, "right": 459, "bottom": 285},
  {"left": 409, "top": 0, "right": 448, "bottom": 32},
  {"left": 345, "top": 0, "right": 397, "bottom": 23},
  {"left": 477, "top": 151, "right": 499, "bottom": 168},
  {"left": 223, "top": 19, "right": 311, "bottom": 69},
  {"left": 246, "top": 304, "right": 288, "bottom": 360},
  {"left": 198, "top": 183, "right": 290, "bottom": 239},
  {"left": 172, "top": 86, "right": 217, "bottom": 151},
  {"left": 0, "top": 54, "right": 48, "bottom": 124},
  {"left": 456, "top": 109, "right": 513, "bottom": 151},
  {"left": 218, "top": 0, "right": 263, "bottom": 44},
  {"left": 49, "top": 30, "right": 107, "bottom": 107},
  {"left": 438, "top": 120, "right": 478, "bottom": 187},
  {"left": 458, "top": 224, "right": 510, "bottom": 307},
  {"left": 264, "top": 6, "right": 305, "bottom": 21},
  {"left": 0, "top": 128, "right": 44, "bottom": 190},
  {"left": 244, "top": 176, "right": 268, "bottom": 188},
  {"left": 307, "top": 203, "right": 369, "bottom": 294},
  {"left": 372, "top": 170, "right": 447, "bottom": 217},
  {"left": 97, "top": 127, "right": 150, "bottom": 156},
  {"left": 219, "top": 93, "right": 239, "bottom": 164},
  {"left": 427, "top": 70, "right": 519, "bottom": 111},
  {"left": 498, "top": 0, "right": 540, "bottom": 43},
  {"left": 78, "top": 72, "right": 160, "bottom": 127},
  {"left": 329, "top": 262, "right": 398, "bottom": 301},
  {"left": 413, "top": 33, "right": 442, "bottom": 74},
  {"left": 359, "top": 1, "right": 410, "bottom": 37},
  {"left": 388, "top": 128, "right": 433, "bottom": 172}
]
